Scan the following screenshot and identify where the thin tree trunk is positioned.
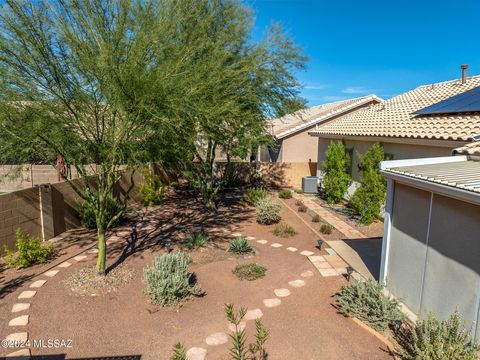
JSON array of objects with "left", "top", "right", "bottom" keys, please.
[{"left": 96, "top": 224, "right": 106, "bottom": 275}]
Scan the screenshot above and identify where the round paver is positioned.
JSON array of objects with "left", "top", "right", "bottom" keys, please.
[
  {"left": 245, "top": 236, "right": 255, "bottom": 241},
  {"left": 300, "top": 250, "right": 315, "bottom": 256},
  {"left": 30, "top": 279, "right": 47, "bottom": 288},
  {"left": 5, "top": 348, "right": 30, "bottom": 358},
  {"left": 274, "top": 288, "right": 291, "bottom": 297},
  {"left": 231, "top": 232, "right": 242, "bottom": 237},
  {"left": 228, "top": 321, "right": 246, "bottom": 332},
  {"left": 263, "top": 298, "right": 281, "bottom": 308},
  {"left": 256, "top": 240, "right": 268, "bottom": 244},
  {"left": 5, "top": 332, "right": 28, "bottom": 342},
  {"left": 17, "top": 291, "right": 36, "bottom": 299},
  {"left": 286, "top": 247, "right": 297, "bottom": 252},
  {"left": 288, "top": 279, "right": 306, "bottom": 288},
  {"left": 270, "top": 243, "right": 283, "bottom": 248},
  {"left": 244, "top": 309, "right": 263, "bottom": 320},
  {"left": 205, "top": 332, "right": 229, "bottom": 346},
  {"left": 9, "top": 315, "right": 29, "bottom": 326},
  {"left": 301, "top": 270, "right": 314, "bottom": 278},
  {"left": 186, "top": 347, "right": 207, "bottom": 360},
  {"left": 11, "top": 303, "right": 30, "bottom": 313}
]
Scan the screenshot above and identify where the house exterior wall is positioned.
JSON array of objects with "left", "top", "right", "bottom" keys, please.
[
  {"left": 279, "top": 127, "right": 318, "bottom": 163},
  {"left": 383, "top": 179, "right": 480, "bottom": 338}
]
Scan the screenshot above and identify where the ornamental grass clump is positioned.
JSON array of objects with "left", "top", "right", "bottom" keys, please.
[
  {"left": 273, "top": 223, "right": 296, "bottom": 238},
  {"left": 243, "top": 187, "right": 268, "bottom": 206},
  {"left": 320, "top": 223, "right": 333, "bottom": 234},
  {"left": 402, "top": 310, "right": 480, "bottom": 360},
  {"left": 311, "top": 214, "right": 321, "bottom": 223},
  {"left": 298, "top": 205, "right": 307, "bottom": 213},
  {"left": 183, "top": 231, "right": 211, "bottom": 249},
  {"left": 255, "top": 197, "right": 281, "bottom": 225},
  {"left": 229, "top": 237, "right": 253, "bottom": 254},
  {"left": 233, "top": 263, "right": 267, "bottom": 281},
  {"left": 3, "top": 229, "right": 54, "bottom": 268},
  {"left": 144, "top": 252, "right": 204, "bottom": 306},
  {"left": 336, "top": 279, "right": 404, "bottom": 332},
  {"left": 278, "top": 189, "right": 292, "bottom": 199}
]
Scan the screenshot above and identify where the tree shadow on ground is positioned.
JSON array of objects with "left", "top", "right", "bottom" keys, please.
[{"left": 105, "top": 189, "right": 252, "bottom": 274}]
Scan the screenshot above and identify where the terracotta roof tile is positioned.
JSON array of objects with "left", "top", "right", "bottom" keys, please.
[
  {"left": 453, "top": 141, "right": 480, "bottom": 155},
  {"left": 309, "top": 76, "right": 480, "bottom": 141}
]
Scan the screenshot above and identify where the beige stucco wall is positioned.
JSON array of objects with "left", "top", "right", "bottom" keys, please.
[{"left": 279, "top": 126, "right": 318, "bottom": 163}]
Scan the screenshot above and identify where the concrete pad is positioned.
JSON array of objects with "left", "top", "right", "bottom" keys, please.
[
  {"left": 6, "top": 332, "right": 28, "bottom": 342},
  {"left": 300, "top": 250, "right": 315, "bottom": 256},
  {"left": 274, "top": 288, "right": 291, "bottom": 297},
  {"left": 73, "top": 255, "right": 87, "bottom": 262},
  {"left": 205, "top": 332, "right": 228, "bottom": 346},
  {"left": 245, "top": 236, "right": 255, "bottom": 241},
  {"left": 270, "top": 243, "right": 283, "bottom": 248},
  {"left": 301, "top": 270, "right": 314, "bottom": 278},
  {"left": 228, "top": 321, "right": 246, "bottom": 332},
  {"left": 244, "top": 309, "right": 263, "bottom": 320},
  {"left": 186, "top": 347, "right": 207, "bottom": 360},
  {"left": 5, "top": 348, "right": 30, "bottom": 358},
  {"left": 308, "top": 255, "right": 326, "bottom": 263},
  {"left": 231, "top": 232, "right": 242, "bottom": 237},
  {"left": 256, "top": 240, "right": 268, "bottom": 244},
  {"left": 58, "top": 261, "right": 72, "bottom": 268},
  {"left": 263, "top": 298, "right": 281, "bottom": 308},
  {"left": 325, "top": 247, "right": 337, "bottom": 255},
  {"left": 286, "top": 247, "right": 298, "bottom": 252},
  {"left": 30, "top": 279, "right": 47, "bottom": 288},
  {"left": 9, "top": 315, "right": 29, "bottom": 326},
  {"left": 312, "top": 261, "right": 333, "bottom": 270},
  {"left": 11, "top": 303, "right": 30, "bottom": 313},
  {"left": 44, "top": 270, "right": 59, "bottom": 277},
  {"left": 319, "top": 268, "right": 340, "bottom": 277},
  {"left": 18, "top": 291, "right": 36, "bottom": 299},
  {"left": 288, "top": 279, "right": 306, "bottom": 288}
]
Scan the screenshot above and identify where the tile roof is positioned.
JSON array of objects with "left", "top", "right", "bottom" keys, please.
[
  {"left": 453, "top": 141, "right": 480, "bottom": 155},
  {"left": 384, "top": 160, "right": 480, "bottom": 194},
  {"left": 309, "top": 76, "right": 480, "bottom": 141},
  {"left": 269, "top": 95, "right": 381, "bottom": 139}
]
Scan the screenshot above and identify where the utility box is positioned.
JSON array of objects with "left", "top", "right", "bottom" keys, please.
[{"left": 302, "top": 176, "right": 319, "bottom": 194}]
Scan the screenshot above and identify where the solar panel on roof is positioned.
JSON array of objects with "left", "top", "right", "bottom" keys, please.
[{"left": 414, "top": 85, "right": 480, "bottom": 115}]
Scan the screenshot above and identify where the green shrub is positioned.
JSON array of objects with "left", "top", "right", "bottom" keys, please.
[
  {"left": 295, "top": 199, "right": 304, "bottom": 206},
  {"left": 322, "top": 141, "right": 351, "bottom": 204},
  {"left": 80, "top": 192, "right": 124, "bottom": 229},
  {"left": 312, "top": 214, "right": 321, "bottom": 223},
  {"left": 403, "top": 310, "right": 480, "bottom": 360},
  {"left": 350, "top": 143, "right": 386, "bottom": 225},
  {"left": 273, "top": 222, "right": 296, "bottom": 238},
  {"left": 243, "top": 187, "right": 268, "bottom": 206},
  {"left": 336, "top": 279, "right": 404, "bottom": 331},
  {"left": 183, "top": 231, "right": 211, "bottom": 249},
  {"left": 3, "top": 229, "right": 54, "bottom": 268},
  {"left": 320, "top": 223, "right": 333, "bottom": 234},
  {"left": 229, "top": 237, "right": 253, "bottom": 254},
  {"left": 294, "top": 189, "right": 303, "bottom": 194},
  {"left": 233, "top": 263, "right": 267, "bottom": 281},
  {"left": 139, "top": 170, "right": 167, "bottom": 206},
  {"left": 298, "top": 205, "right": 307, "bottom": 213},
  {"left": 144, "top": 252, "right": 204, "bottom": 306},
  {"left": 255, "top": 196, "right": 281, "bottom": 225},
  {"left": 278, "top": 189, "right": 292, "bottom": 199}
]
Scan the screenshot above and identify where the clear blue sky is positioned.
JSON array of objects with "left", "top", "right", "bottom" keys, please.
[{"left": 249, "top": 0, "right": 480, "bottom": 106}]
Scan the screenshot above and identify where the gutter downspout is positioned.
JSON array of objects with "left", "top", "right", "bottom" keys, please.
[{"left": 379, "top": 177, "right": 394, "bottom": 285}]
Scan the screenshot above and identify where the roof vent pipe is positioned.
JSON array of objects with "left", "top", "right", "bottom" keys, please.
[{"left": 461, "top": 64, "right": 468, "bottom": 84}]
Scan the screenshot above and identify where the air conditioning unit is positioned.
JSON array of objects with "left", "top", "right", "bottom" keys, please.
[{"left": 302, "top": 176, "right": 319, "bottom": 194}]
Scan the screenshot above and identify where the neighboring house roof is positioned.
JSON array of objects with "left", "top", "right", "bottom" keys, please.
[
  {"left": 453, "top": 141, "right": 480, "bottom": 155},
  {"left": 382, "top": 157, "right": 480, "bottom": 195},
  {"left": 269, "top": 95, "right": 382, "bottom": 139},
  {"left": 309, "top": 76, "right": 480, "bottom": 142}
]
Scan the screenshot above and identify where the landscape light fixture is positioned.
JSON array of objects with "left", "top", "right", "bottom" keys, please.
[
  {"left": 316, "top": 239, "right": 324, "bottom": 249},
  {"left": 346, "top": 266, "right": 354, "bottom": 281}
]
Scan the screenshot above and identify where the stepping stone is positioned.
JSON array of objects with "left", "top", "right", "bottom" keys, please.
[
  {"left": 88, "top": 248, "right": 99, "bottom": 254},
  {"left": 228, "top": 321, "right": 246, "bottom": 332},
  {"left": 288, "top": 279, "right": 306, "bottom": 288},
  {"left": 301, "top": 270, "right": 314, "bottom": 278},
  {"left": 309, "top": 255, "right": 326, "bottom": 263},
  {"left": 274, "top": 288, "right": 291, "bottom": 297},
  {"left": 9, "top": 315, "right": 29, "bottom": 326},
  {"left": 30, "top": 279, "right": 47, "bottom": 288},
  {"left": 11, "top": 303, "right": 30, "bottom": 313},
  {"left": 312, "top": 261, "right": 333, "bottom": 269},
  {"left": 44, "top": 270, "right": 59, "bottom": 277},
  {"left": 300, "top": 250, "right": 315, "bottom": 256},
  {"left": 325, "top": 247, "right": 337, "bottom": 255},
  {"left": 58, "top": 261, "right": 72, "bottom": 268},
  {"left": 6, "top": 348, "right": 30, "bottom": 358},
  {"left": 205, "top": 332, "right": 228, "bottom": 346},
  {"left": 270, "top": 243, "right": 283, "bottom": 248},
  {"left": 263, "top": 298, "right": 281, "bottom": 308},
  {"left": 186, "top": 347, "right": 207, "bottom": 360},
  {"left": 319, "top": 268, "right": 340, "bottom": 277},
  {"left": 18, "top": 291, "right": 36, "bottom": 299},
  {"left": 245, "top": 236, "right": 256, "bottom": 241},
  {"left": 74, "top": 255, "right": 87, "bottom": 262},
  {"left": 256, "top": 240, "right": 268, "bottom": 244},
  {"left": 244, "top": 309, "right": 263, "bottom": 320},
  {"left": 231, "top": 232, "right": 242, "bottom": 237},
  {"left": 6, "top": 332, "right": 28, "bottom": 342},
  {"left": 286, "top": 247, "right": 298, "bottom": 252}
]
